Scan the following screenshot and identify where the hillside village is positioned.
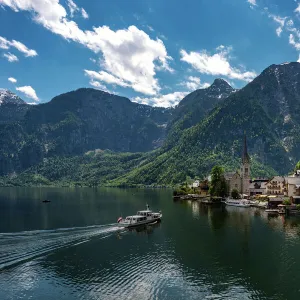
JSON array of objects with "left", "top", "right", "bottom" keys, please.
[{"left": 182, "top": 135, "right": 300, "bottom": 207}]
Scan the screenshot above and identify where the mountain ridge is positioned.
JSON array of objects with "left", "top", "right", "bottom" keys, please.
[{"left": 1, "top": 62, "right": 300, "bottom": 185}]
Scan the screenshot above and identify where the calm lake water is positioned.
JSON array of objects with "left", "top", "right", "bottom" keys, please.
[{"left": 1, "top": 188, "right": 300, "bottom": 300}]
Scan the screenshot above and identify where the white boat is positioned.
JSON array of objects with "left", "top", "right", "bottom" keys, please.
[
  {"left": 225, "top": 199, "right": 251, "bottom": 207},
  {"left": 265, "top": 209, "right": 279, "bottom": 215},
  {"left": 117, "top": 204, "right": 162, "bottom": 228}
]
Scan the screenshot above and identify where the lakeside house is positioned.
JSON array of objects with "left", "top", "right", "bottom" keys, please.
[
  {"left": 249, "top": 179, "right": 268, "bottom": 196},
  {"left": 286, "top": 171, "right": 300, "bottom": 204},
  {"left": 265, "top": 176, "right": 286, "bottom": 195}
]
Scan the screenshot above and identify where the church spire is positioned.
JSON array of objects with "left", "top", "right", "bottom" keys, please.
[{"left": 242, "top": 133, "right": 250, "bottom": 164}]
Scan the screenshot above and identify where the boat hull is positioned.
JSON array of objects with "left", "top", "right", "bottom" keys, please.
[{"left": 225, "top": 202, "right": 251, "bottom": 208}]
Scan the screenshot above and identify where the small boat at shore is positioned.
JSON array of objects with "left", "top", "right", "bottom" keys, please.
[
  {"left": 117, "top": 204, "right": 162, "bottom": 228},
  {"left": 265, "top": 209, "right": 279, "bottom": 215},
  {"left": 225, "top": 199, "right": 251, "bottom": 207}
]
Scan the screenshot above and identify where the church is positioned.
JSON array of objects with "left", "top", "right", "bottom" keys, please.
[{"left": 225, "top": 135, "right": 251, "bottom": 196}]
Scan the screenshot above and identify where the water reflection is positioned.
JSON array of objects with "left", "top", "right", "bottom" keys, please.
[
  {"left": 181, "top": 199, "right": 300, "bottom": 238},
  {"left": 1, "top": 188, "right": 300, "bottom": 300}
]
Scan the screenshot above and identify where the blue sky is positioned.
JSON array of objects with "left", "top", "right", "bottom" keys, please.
[{"left": 0, "top": 0, "right": 300, "bottom": 106}]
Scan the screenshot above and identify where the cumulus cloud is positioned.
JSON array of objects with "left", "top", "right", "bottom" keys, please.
[
  {"left": 0, "top": 35, "right": 37, "bottom": 57},
  {"left": 16, "top": 86, "right": 39, "bottom": 101},
  {"left": 8, "top": 77, "right": 17, "bottom": 83},
  {"left": 298, "top": 55, "right": 300, "bottom": 63},
  {"left": 3, "top": 52, "right": 18, "bottom": 62},
  {"left": 181, "top": 76, "right": 210, "bottom": 91},
  {"left": 0, "top": 0, "right": 172, "bottom": 96},
  {"left": 132, "top": 91, "right": 188, "bottom": 108},
  {"left": 295, "top": 3, "right": 300, "bottom": 14},
  {"left": 180, "top": 46, "right": 256, "bottom": 82}
]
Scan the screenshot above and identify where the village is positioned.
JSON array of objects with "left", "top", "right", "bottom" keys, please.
[{"left": 174, "top": 135, "right": 300, "bottom": 215}]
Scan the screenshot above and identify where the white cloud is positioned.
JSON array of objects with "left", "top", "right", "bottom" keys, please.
[
  {"left": 0, "top": 36, "right": 10, "bottom": 49},
  {"left": 298, "top": 55, "right": 300, "bottom": 63},
  {"left": 0, "top": 35, "right": 37, "bottom": 57},
  {"left": 276, "top": 27, "right": 283, "bottom": 37},
  {"left": 3, "top": 52, "right": 18, "bottom": 62},
  {"left": 132, "top": 91, "right": 188, "bottom": 108},
  {"left": 81, "top": 8, "right": 88, "bottom": 19},
  {"left": 181, "top": 76, "right": 210, "bottom": 91},
  {"left": 84, "top": 70, "right": 129, "bottom": 87},
  {"left": 269, "top": 15, "right": 286, "bottom": 37},
  {"left": 66, "top": 0, "right": 88, "bottom": 19},
  {"left": 67, "top": 0, "right": 77, "bottom": 17},
  {"left": 16, "top": 86, "right": 39, "bottom": 101},
  {"left": 295, "top": 3, "right": 300, "bottom": 14},
  {"left": 247, "top": 0, "right": 257, "bottom": 7},
  {"left": 180, "top": 46, "right": 256, "bottom": 82},
  {"left": 8, "top": 77, "right": 17, "bottom": 83},
  {"left": 89, "top": 80, "right": 110, "bottom": 93},
  {"left": 147, "top": 25, "right": 154, "bottom": 32},
  {"left": 272, "top": 15, "right": 286, "bottom": 27},
  {"left": 0, "top": 0, "right": 172, "bottom": 96},
  {"left": 131, "top": 92, "right": 190, "bottom": 107},
  {"left": 10, "top": 40, "right": 37, "bottom": 56},
  {"left": 289, "top": 34, "right": 300, "bottom": 50}
]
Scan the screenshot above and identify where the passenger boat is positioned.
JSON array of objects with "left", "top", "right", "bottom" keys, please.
[
  {"left": 117, "top": 204, "right": 162, "bottom": 228},
  {"left": 225, "top": 199, "right": 251, "bottom": 207}
]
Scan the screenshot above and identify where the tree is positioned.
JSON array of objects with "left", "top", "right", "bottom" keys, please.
[
  {"left": 295, "top": 161, "right": 300, "bottom": 171},
  {"left": 210, "top": 165, "right": 229, "bottom": 197},
  {"left": 231, "top": 189, "right": 240, "bottom": 199}
]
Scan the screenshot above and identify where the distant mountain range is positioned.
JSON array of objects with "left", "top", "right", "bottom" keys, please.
[{"left": 1, "top": 62, "right": 300, "bottom": 186}]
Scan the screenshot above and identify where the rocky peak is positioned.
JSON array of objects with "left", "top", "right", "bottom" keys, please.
[
  {"left": 0, "top": 89, "right": 27, "bottom": 106},
  {"left": 208, "top": 78, "right": 234, "bottom": 94}
]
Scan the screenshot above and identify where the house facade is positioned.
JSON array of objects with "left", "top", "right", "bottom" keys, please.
[
  {"left": 249, "top": 180, "right": 267, "bottom": 196},
  {"left": 286, "top": 172, "right": 300, "bottom": 203},
  {"left": 265, "top": 176, "right": 286, "bottom": 195}
]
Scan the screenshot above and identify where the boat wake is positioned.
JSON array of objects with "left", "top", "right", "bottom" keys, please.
[{"left": 0, "top": 224, "right": 124, "bottom": 270}]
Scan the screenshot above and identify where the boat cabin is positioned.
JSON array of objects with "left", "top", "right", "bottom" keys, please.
[
  {"left": 125, "top": 215, "right": 147, "bottom": 223},
  {"left": 137, "top": 210, "right": 152, "bottom": 217}
]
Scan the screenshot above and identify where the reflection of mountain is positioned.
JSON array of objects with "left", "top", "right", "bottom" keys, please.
[{"left": 178, "top": 201, "right": 300, "bottom": 299}]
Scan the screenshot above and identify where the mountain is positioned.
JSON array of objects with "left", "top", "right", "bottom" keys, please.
[
  {"left": 109, "top": 63, "right": 300, "bottom": 185},
  {"left": 165, "top": 79, "right": 235, "bottom": 147},
  {"left": 0, "top": 89, "right": 29, "bottom": 123},
  {"left": 0, "top": 88, "right": 173, "bottom": 175},
  {"left": 1, "top": 62, "right": 300, "bottom": 186}
]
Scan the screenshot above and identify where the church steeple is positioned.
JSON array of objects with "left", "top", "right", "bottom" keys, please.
[
  {"left": 242, "top": 133, "right": 250, "bottom": 164},
  {"left": 241, "top": 133, "right": 251, "bottom": 195}
]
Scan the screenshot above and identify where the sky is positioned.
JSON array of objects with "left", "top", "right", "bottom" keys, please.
[{"left": 1, "top": 0, "right": 300, "bottom": 107}]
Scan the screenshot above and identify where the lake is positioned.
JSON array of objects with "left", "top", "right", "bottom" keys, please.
[{"left": 0, "top": 187, "right": 300, "bottom": 300}]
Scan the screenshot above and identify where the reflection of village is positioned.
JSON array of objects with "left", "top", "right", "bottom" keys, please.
[
  {"left": 175, "top": 135, "right": 300, "bottom": 216},
  {"left": 183, "top": 199, "right": 300, "bottom": 239}
]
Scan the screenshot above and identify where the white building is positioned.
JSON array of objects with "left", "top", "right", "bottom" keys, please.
[{"left": 285, "top": 172, "right": 300, "bottom": 203}]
